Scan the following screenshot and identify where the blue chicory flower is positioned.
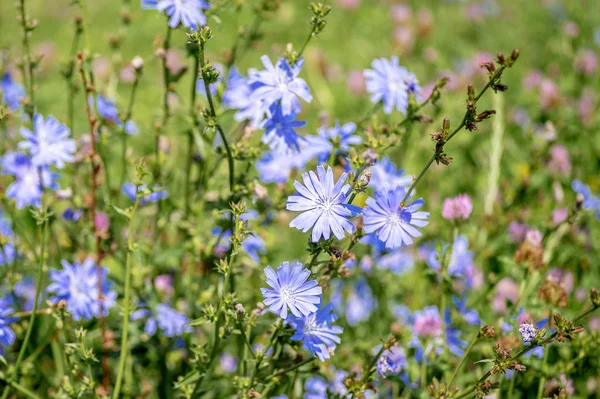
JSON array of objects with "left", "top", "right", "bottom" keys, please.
[
  {"left": 155, "top": 0, "right": 210, "bottom": 29},
  {"left": 363, "top": 186, "right": 429, "bottom": 248},
  {"left": 256, "top": 148, "right": 307, "bottom": 184},
  {"left": 131, "top": 303, "right": 192, "bottom": 337},
  {"left": 303, "top": 121, "right": 361, "bottom": 163},
  {"left": 261, "top": 261, "right": 322, "bottom": 319},
  {"left": 1, "top": 152, "right": 59, "bottom": 209},
  {"left": 288, "top": 301, "right": 343, "bottom": 361},
  {"left": 18, "top": 114, "right": 76, "bottom": 168},
  {"left": 369, "top": 156, "right": 412, "bottom": 194},
  {"left": 572, "top": 180, "right": 600, "bottom": 220},
  {"left": 0, "top": 298, "right": 16, "bottom": 347},
  {"left": 331, "top": 277, "right": 377, "bottom": 326},
  {"left": 287, "top": 165, "right": 362, "bottom": 242},
  {"left": 260, "top": 104, "right": 307, "bottom": 152},
  {"left": 1, "top": 73, "right": 25, "bottom": 111},
  {"left": 363, "top": 56, "right": 421, "bottom": 114},
  {"left": 249, "top": 56, "right": 312, "bottom": 116},
  {"left": 122, "top": 182, "right": 168, "bottom": 205},
  {"left": 222, "top": 67, "right": 266, "bottom": 129},
  {"left": 47, "top": 258, "right": 116, "bottom": 321}
]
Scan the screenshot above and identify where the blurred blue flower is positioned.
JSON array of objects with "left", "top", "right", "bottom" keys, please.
[
  {"left": 90, "top": 95, "right": 122, "bottom": 126},
  {"left": 125, "top": 120, "right": 138, "bottom": 135},
  {"left": 424, "top": 235, "right": 475, "bottom": 285},
  {"left": 249, "top": 56, "right": 312, "bottom": 116},
  {"left": 242, "top": 234, "right": 265, "bottom": 263},
  {"left": 14, "top": 278, "right": 37, "bottom": 311},
  {"left": 572, "top": 180, "right": 600, "bottom": 220},
  {"left": 47, "top": 258, "right": 116, "bottom": 321},
  {"left": 0, "top": 298, "right": 16, "bottom": 347},
  {"left": 261, "top": 261, "right": 322, "bottom": 319},
  {"left": 452, "top": 295, "right": 480, "bottom": 325},
  {"left": 122, "top": 182, "right": 168, "bottom": 205},
  {"left": 1, "top": 73, "right": 25, "bottom": 111},
  {"left": 288, "top": 301, "right": 343, "bottom": 361},
  {"left": 62, "top": 207, "right": 83, "bottom": 222},
  {"left": 131, "top": 304, "right": 192, "bottom": 337},
  {"left": 156, "top": 0, "right": 210, "bottom": 29},
  {"left": 364, "top": 57, "right": 421, "bottom": 114},
  {"left": 0, "top": 242, "right": 16, "bottom": 267},
  {"left": 287, "top": 165, "right": 362, "bottom": 242},
  {"left": 219, "top": 353, "right": 238, "bottom": 373},
  {"left": 304, "top": 370, "right": 349, "bottom": 399},
  {"left": 303, "top": 121, "right": 361, "bottom": 163},
  {"left": 1, "top": 152, "right": 59, "bottom": 209},
  {"left": 369, "top": 157, "right": 412, "bottom": 194},
  {"left": 363, "top": 187, "right": 429, "bottom": 248},
  {"left": 256, "top": 148, "right": 307, "bottom": 183},
  {"left": 331, "top": 277, "right": 377, "bottom": 326},
  {"left": 261, "top": 104, "right": 306, "bottom": 152},
  {"left": 222, "top": 67, "right": 265, "bottom": 129},
  {"left": 18, "top": 114, "right": 76, "bottom": 168},
  {"left": 377, "top": 248, "right": 414, "bottom": 274}
]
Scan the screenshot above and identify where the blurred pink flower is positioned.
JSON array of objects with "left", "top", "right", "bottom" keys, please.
[
  {"left": 95, "top": 212, "right": 110, "bottom": 234},
  {"left": 548, "top": 268, "right": 574, "bottom": 294},
  {"left": 346, "top": 70, "right": 365, "bottom": 95},
  {"left": 547, "top": 144, "right": 571, "bottom": 176},
  {"left": 563, "top": 21, "right": 580, "bottom": 38},
  {"left": 442, "top": 194, "right": 473, "bottom": 220},
  {"left": 574, "top": 49, "right": 598, "bottom": 76},
  {"left": 92, "top": 57, "right": 111, "bottom": 79},
  {"left": 390, "top": 3, "right": 412, "bottom": 23},
  {"left": 508, "top": 221, "right": 529, "bottom": 243},
  {"left": 120, "top": 65, "right": 136, "bottom": 83},
  {"left": 423, "top": 47, "right": 439, "bottom": 63},
  {"left": 465, "top": 3, "right": 484, "bottom": 21},
  {"left": 335, "top": 0, "right": 360, "bottom": 10},
  {"left": 522, "top": 70, "right": 543, "bottom": 89},
  {"left": 553, "top": 208, "right": 568, "bottom": 226},
  {"left": 416, "top": 8, "right": 434, "bottom": 37},
  {"left": 525, "top": 229, "right": 542, "bottom": 247},
  {"left": 393, "top": 26, "right": 415, "bottom": 53},
  {"left": 154, "top": 274, "right": 174, "bottom": 296},
  {"left": 539, "top": 79, "right": 561, "bottom": 110},
  {"left": 493, "top": 277, "right": 519, "bottom": 314},
  {"left": 578, "top": 89, "right": 596, "bottom": 126}
]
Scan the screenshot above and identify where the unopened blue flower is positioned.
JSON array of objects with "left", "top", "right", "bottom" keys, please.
[
  {"left": 47, "top": 258, "right": 116, "bottom": 321},
  {"left": 369, "top": 157, "right": 412, "bottom": 194},
  {"left": 287, "top": 165, "right": 362, "bottom": 242},
  {"left": 222, "top": 67, "right": 265, "bottom": 129},
  {"left": 1, "top": 73, "right": 25, "bottom": 111},
  {"left": 62, "top": 208, "right": 83, "bottom": 222},
  {"left": 249, "top": 56, "right": 312, "bottom": 116},
  {"left": 256, "top": 148, "right": 307, "bottom": 183},
  {"left": 156, "top": 0, "right": 210, "bottom": 29},
  {"left": 261, "top": 104, "right": 306, "bottom": 152},
  {"left": 303, "top": 121, "right": 361, "bottom": 163},
  {"left": 131, "top": 304, "right": 192, "bottom": 337},
  {"left": 288, "top": 302, "right": 343, "bottom": 361},
  {"left": 331, "top": 278, "right": 376, "bottom": 326},
  {"left": 19, "top": 115, "right": 76, "bottom": 168},
  {"left": 364, "top": 57, "right": 421, "bottom": 114},
  {"left": 122, "top": 182, "right": 168, "bottom": 205},
  {"left": 2, "top": 152, "right": 59, "bottom": 209},
  {"left": 519, "top": 323, "right": 537, "bottom": 344},
  {"left": 261, "top": 261, "right": 322, "bottom": 319},
  {"left": 90, "top": 95, "right": 122, "bottom": 126},
  {"left": 0, "top": 298, "right": 16, "bottom": 347},
  {"left": 363, "top": 187, "right": 429, "bottom": 248},
  {"left": 376, "top": 345, "right": 407, "bottom": 378},
  {"left": 572, "top": 180, "right": 600, "bottom": 220}
]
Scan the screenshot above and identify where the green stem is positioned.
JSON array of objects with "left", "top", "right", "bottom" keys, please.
[
  {"left": 448, "top": 333, "right": 479, "bottom": 388},
  {"left": 119, "top": 72, "right": 141, "bottom": 188},
  {"left": 18, "top": 0, "right": 35, "bottom": 120},
  {"left": 265, "top": 357, "right": 316, "bottom": 381},
  {"left": 2, "top": 218, "right": 48, "bottom": 399},
  {"left": 507, "top": 374, "right": 516, "bottom": 399},
  {"left": 112, "top": 190, "right": 141, "bottom": 399}
]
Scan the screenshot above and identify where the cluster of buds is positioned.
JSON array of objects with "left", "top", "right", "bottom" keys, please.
[
  {"left": 553, "top": 314, "right": 584, "bottom": 342},
  {"left": 430, "top": 118, "right": 453, "bottom": 166},
  {"left": 309, "top": 2, "right": 331, "bottom": 36},
  {"left": 428, "top": 377, "right": 459, "bottom": 398},
  {"left": 479, "top": 325, "right": 496, "bottom": 339},
  {"left": 491, "top": 343, "right": 526, "bottom": 375},
  {"left": 464, "top": 85, "right": 497, "bottom": 131},
  {"left": 475, "top": 380, "right": 500, "bottom": 399},
  {"left": 515, "top": 230, "right": 544, "bottom": 270},
  {"left": 538, "top": 276, "right": 568, "bottom": 308}
]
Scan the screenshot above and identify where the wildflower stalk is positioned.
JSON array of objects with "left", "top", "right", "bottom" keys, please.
[
  {"left": 184, "top": 45, "right": 200, "bottom": 219},
  {"left": 154, "top": 23, "right": 172, "bottom": 186},
  {"left": 65, "top": 17, "right": 83, "bottom": 134},
  {"left": 1, "top": 216, "right": 48, "bottom": 399},
  {"left": 17, "top": 0, "right": 35, "bottom": 120},
  {"left": 448, "top": 332, "right": 479, "bottom": 388},
  {"left": 77, "top": 52, "right": 110, "bottom": 387},
  {"left": 112, "top": 186, "right": 141, "bottom": 399},
  {"left": 401, "top": 61, "right": 513, "bottom": 204},
  {"left": 197, "top": 35, "right": 235, "bottom": 194},
  {"left": 455, "top": 304, "right": 600, "bottom": 399},
  {"left": 119, "top": 69, "right": 141, "bottom": 188},
  {"left": 535, "top": 307, "right": 552, "bottom": 399},
  {"left": 247, "top": 318, "right": 285, "bottom": 393}
]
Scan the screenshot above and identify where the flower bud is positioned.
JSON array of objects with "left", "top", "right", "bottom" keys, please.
[{"left": 131, "top": 56, "right": 144, "bottom": 72}]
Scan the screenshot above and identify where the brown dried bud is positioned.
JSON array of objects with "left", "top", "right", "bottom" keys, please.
[
  {"left": 591, "top": 287, "right": 600, "bottom": 307},
  {"left": 538, "top": 277, "right": 567, "bottom": 308},
  {"left": 475, "top": 110, "right": 496, "bottom": 121},
  {"left": 510, "top": 48, "right": 520, "bottom": 63},
  {"left": 480, "top": 61, "right": 496, "bottom": 73},
  {"left": 480, "top": 325, "right": 496, "bottom": 339}
]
